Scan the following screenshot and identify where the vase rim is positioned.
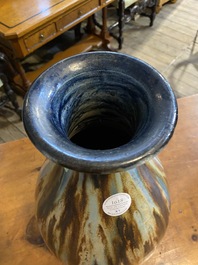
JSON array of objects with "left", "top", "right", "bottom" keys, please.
[{"left": 23, "top": 51, "right": 178, "bottom": 173}]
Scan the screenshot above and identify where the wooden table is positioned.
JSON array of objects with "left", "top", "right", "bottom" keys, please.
[
  {"left": 0, "top": 0, "right": 120, "bottom": 94},
  {"left": 0, "top": 94, "right": 198, "bottom": 264}
]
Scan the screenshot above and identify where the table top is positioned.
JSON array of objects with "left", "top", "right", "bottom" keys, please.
[
  {"left": 0, "top": 0, "right": 102, "bottom": 38},
  {"left": 0, "top": 94, "right": 198, "bottom": 264}
]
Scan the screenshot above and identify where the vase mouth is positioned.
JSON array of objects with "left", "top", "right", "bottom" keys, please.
[{"left": 23, "top": 51, "right": 178, "bottom": 173}]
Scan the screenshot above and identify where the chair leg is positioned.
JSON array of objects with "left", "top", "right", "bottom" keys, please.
[
  {"left": 149, "top": 5, "right": 156, "bottom": 26},
  {"left": 140, "top": 0, "right": 158, "bottom": 27},
  {"left": 0, "top": 73, "right": 22, "bottom": 119}
]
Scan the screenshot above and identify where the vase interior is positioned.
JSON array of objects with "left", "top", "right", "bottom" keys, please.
[{"left": 51, "top": 70, "right": 149, "bottom": 150}]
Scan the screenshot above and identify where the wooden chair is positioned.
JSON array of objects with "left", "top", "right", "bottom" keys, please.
[
  {"left": 109, "top": 0, "right": 158, "bottom": 30},
  {"left": 0, "top": 52, "right": 21, "bottom": 118}
]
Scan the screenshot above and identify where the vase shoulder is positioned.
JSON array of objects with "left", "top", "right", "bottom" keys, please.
[{"left": 35, "top": 156, "right": 170, "bottom": 265}]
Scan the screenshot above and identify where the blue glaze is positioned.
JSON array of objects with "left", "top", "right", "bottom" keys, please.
[{"left": 23, "top": 51, "right": 178, "bottom": 173}]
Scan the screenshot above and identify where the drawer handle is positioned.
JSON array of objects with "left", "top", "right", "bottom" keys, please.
[
  {"left": 78, "top": 10, "right": 83, "bottom": 17},
  {"left": 39, "top": 33, "right": 45, "bottom": 40}
]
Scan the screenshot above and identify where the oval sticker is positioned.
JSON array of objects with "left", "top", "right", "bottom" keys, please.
[{"left": 102, "top": 193, "right": 131, "bottom": 217}]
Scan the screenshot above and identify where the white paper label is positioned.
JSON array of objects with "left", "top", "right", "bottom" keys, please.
[{"left": 102, "top": 193, "right": 131, "bottom": 217}]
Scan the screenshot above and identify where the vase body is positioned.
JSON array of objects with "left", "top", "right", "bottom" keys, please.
[
  {"left": 36, "top": 156, "right": 170, "bottom": 265},
  {"left": 23, "top": 51, "right": 177, "bottom": 265}
]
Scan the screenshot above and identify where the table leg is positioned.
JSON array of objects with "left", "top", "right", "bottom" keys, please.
[
  {"left": 0, "top": 52, "right": 22, "bottom": 117},
  {"left": 86, "top": 16, "right": 97, "bottom": 34},
  {"left": 0, "top": 48, "right": 31, "bottom": 94},
  {"left": 13, "top": 59, "right": 31, "bottom": 90},
  {"left": 0, "top": 73, "right": 22, "bottom": 118},
  {"left": 100, "top": 7, "right": 112, "bottom": 49},
  {"left": 111, "top": 0, "right": 124, "bottom": 49},
  {"left": 89, "top": 3, "right": 124, "bottom": 51}
]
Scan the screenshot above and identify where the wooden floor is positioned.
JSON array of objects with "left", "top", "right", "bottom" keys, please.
[
  {"left": 120, "top": 0, "right": 198, "bottom": 98},
  {"left": 0, "top": 0, "right": 198, "bottom": 143}
]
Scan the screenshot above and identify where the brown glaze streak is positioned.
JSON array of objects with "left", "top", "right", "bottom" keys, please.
[
  {"left": 92, "top": 173, "right": 119, "bottom": 227},
  {"left": 152, "top": 209, "right": 168, "bottom": 243},
  {"left": 114, "top": 217, "right": 140, "bottom": 265},
  {"left": 57, "top": 171, "right": 82, "bottom": 264},
  {"left": 36, "top": 164, "right": 64, "bottom": 220},
  {"left": 97, "top": 225, "right": 114, "bottom": 265},
  {"left": 138, "top": 164, "right": 170, "bottom": 228},
  {"left": 143, "top": 240, "right": 154, "bottom": 256},
  {"left": 47, "top": 215, "right": 57, "bottom": 254},
  {"left": 146, "top": 159, "right": 167, "bottom": 183}
]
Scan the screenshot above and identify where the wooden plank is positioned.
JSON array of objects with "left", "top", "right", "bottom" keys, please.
[
  {"left": 0, "top": 92, "right": 25, "bottom": 142},
  {"left": 154, "top": 15, "right": 196, "bottom": 38},
  {"left": 168, "top": 77, "right": 198, "bottom": 98},
  {"left": 123, "top": 26, "right": 185, "bottom": 57},
  {"left": 165, "top": 73, "right": 198, "bottom": 96},
  {"left": 173, "top": 3, "right": 198, "bottom": 18},
  {"left": 2, "top": 106, "right": 26, "bottom": 135},
  {"left": 152, "top": 25, "right": 194, "bottom": 45},
  {"left": 157, "top": 7, "right": 198, "bottom": 31},
  {"left": 162, "top": 1, "right": 198, "bottom": 21},
  {"left": 134, "top": 44, "right": 174, "bottom": 65},
  {"left": 164, "top": 63, "right": 198, "bottom": 90},
  {"left": 0, "top": 111, "right": 26, "bottom": 142},
  {"left": 163, "top": 42, "right": 198, "bottom": 72},
  {"left": 121, "top": 45, "right": 168, "bottom": 72},
  {"left": 143, "top": 34, "right": 188, "bottom": 57}
]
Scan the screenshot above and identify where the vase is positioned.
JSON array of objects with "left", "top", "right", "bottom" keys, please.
[{"left": 23, "top": 51, "right": 177, "bottom": 265}]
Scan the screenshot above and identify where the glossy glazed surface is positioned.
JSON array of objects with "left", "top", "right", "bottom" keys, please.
[
  {"left": 23, "top": 51, "right": 178, "bottom": 173},
  {"left": 36, "top": 157, "right": 170, "bottom": 265}
]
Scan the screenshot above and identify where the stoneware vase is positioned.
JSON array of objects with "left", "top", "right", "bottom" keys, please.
[{"left": 23, "top": 51, "right": 178, "bottom": 265}]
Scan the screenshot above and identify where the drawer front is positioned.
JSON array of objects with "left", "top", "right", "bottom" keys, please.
[
  {"left": 24, "top": 23, "right": 57, "bottom": 50},
  {"left": 57, "top": 0, "right": 99, "bottom": 31}
]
